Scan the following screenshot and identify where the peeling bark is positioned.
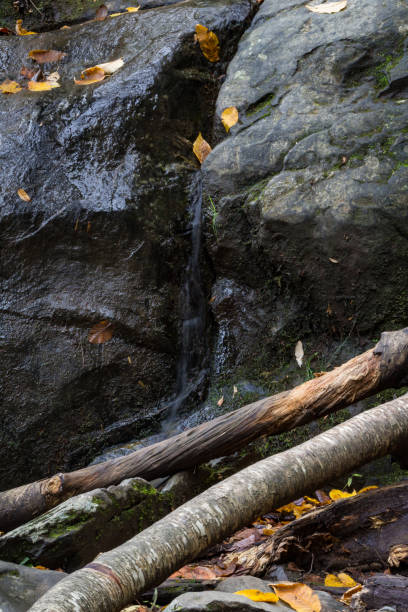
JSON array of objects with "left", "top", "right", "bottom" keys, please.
[
  {"left": 2, "top": 328, "right": 408, "bottom": 532},
  {"left": 29, "top": 393, "right": 408, "bottom": 612}
]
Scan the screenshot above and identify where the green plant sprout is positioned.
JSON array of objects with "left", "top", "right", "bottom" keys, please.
[
  {"left": 344, "top": 473, "right": 362, "bottom": 489},
  {"left": 208, "top": 195, "right": 218, "bottom": 236}
]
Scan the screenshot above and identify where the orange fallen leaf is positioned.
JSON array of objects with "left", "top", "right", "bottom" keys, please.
[
  {"left": 34, "top": 565, "right": 48, "bottom": 570},
  {"left": 21, "top": 66, "right": 37, "bottom": 79},
  {"left": 235, "top": 589, "right": 279, "bottom": 603},
  {"left": 325, "top": 573, "right": 357, "bottom": 588},
  {"left": 88, "top": 320, "right": 113, "bottom": 344},
  {"left": 271, "top": 583, "right": 321, "bottom": 612},
  {"left": 195, "top": 24, "right": 220, "bottom": 62},
  {"left": 0, "top": 27, "right": 14, "bottom": 35},
  {"left": 217, "top": 396, "right": 224, "bottom": 407},
  {"left": 16, "top": 19, "right": 37, "bottom": 35},
  {"left": 60, "top": 25, "right": 71, "bottom": 30},
  {"left": 169, "top": 565, "right": 220, "bottom": 580},
  {"left": 28, "top": 49, "right": 67, "bottom": 63},
  {"left": 221, "top": 107, "right": 239, "bottom": 132},
  {"left": 358, "top": 486, "right": 378, "bottom": 494},
  {"left": 193, "top": 132, "right": 212, "bottom": 164},
  {"left": 28, "top": 80, "right": 60, "bottom": 91},
  {"left": 18, "top": 188, "right": 31, "bottom": 202},
  {"left": 75, "top": 66, "right": 106, "bottom": 85},
  {"left": 95, "top": 4, "right": 108, "bottom": 20},
  {"left": 0, "top": 79, "right": 22, "bottom": 94},
  {"left": 306, "top": 0, "right": 347, "bottom": 13}
]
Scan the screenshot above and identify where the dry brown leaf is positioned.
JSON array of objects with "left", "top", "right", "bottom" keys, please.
[
  {"left": 95, "top": 4, "right": 108, "bottom": 20},
  {"left": 21, "top": 66, "right": 37, "bottom": 79},
  {"left": 0, "top": 79, "right": 22, "bottom": 94},
  {"left": 28, "top": 80, "right": 60, "bottom": 91},
  {"left": 217, "top": 396, "right": 224, "bottom": 407},
  {"left": 271, "top": 583, "right": 321, "bottom": 612},
  {"left": 193, "top": 132, "right": 212, "bottom": 164},
  {"left": 0, "top": 27, "right": 14, "bottom": 35},
  {"left": 341, "top": 584, "right": 362, "bottom": 603},
  {"left": 306, "top": 0, "right": 347, "bottom": 13},
  {"left": 17, "top": 188, "right": 31, "bottom": 202},
  {"left": 195, "top": 24, "right": 220, "bottom": 62},
  {"left": 75, "top": 66, "right": 106, "bottom": 85},
  {"left": 16, "top": 20, "right": 37, "bottom": 35},
  {"left": 169, "top": 565, "right": 220, "bottom": 580},
  {"left": 88, "top": 320, "right": 113, "bottom": 344},
  {"left": 221, "top": 106, "right": 239, "bottom": 132},
  {"left": 28, "top": 49, "right": 67, "bottom": 63},
  {"left": 329, "top": 257, "right": 339, "bottom": 263},
  {"left": 235, "top": 589, "right": 279, "bottom": 603},
  {"left": 295, "top": 340, "right": 304, "bottom": 367},
  {"left": 47, "top": 71, "right": 61, "bottom": 83},
  {"left": 388, "top": 544, "right": 408, "bottom": 567},
  {"left": 96, "top": 58, "right": 124, "bottom": 74},
  {"left": 324, "top": 573, "right": 357, "bottom": 588}
]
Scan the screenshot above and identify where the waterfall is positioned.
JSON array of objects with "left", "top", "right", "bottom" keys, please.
[{"left": 163, "top": 172, "right": 208, "bottom": 429}]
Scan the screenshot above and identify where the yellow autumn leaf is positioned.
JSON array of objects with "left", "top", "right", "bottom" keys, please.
[
  {"left": 17, "top": 188, "right": 31, "bottom": 202},
  {"left": 271, "top": 583, "right": 321, "bottom": 612},
  {"left": 74, "top": 66, "right": 106, "bottom": 85},
  {"left": 329, "top": 488, "right": 356, "bottom": 500},
  {"left": 126, "top": 6, "right": 140, "bottom": 11},
  {"left": 234, "top": 589, "right": 279, "bottom": 603},
  {"left": 324, "top": 573, "right": 357, "bottom": 588},
  {"left": 16, "top": 19, "right": 37, "bottom": 35},
  {"left": 0, "top": 79, "right": 22, "bottom": 94},
  {"left": 195, "top": 24, "right": 220, "bottom": 62},
  {"left": 276, "top": 502, "right": 314, "bottom": 519},
  {"left": 358, "top": 486, "right": 378, "bottom": 494},
  {"left": 306, "top": 0, "right": 347, "bottom": 13},
  {"left": 28, "top": 80, "right": 60, "bottom": 91},
  {"left": 193, "top": 132, "right": 212, "bottom": 164},
  {"left": 221, "top": 106, "right": 239, "bottom": 132}
]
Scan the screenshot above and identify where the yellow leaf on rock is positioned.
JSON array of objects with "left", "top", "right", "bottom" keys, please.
[
  {"left": 358, "top": 486, "right": 378, "bottom": 494},
  {"left": 193, "top": 132, "right": 212, "bottom": 164},
  {"left": 110, "top": 12, "right": 125, "bottom": 17},
  {"left": 195, "top": 24, "right": 220, "bottom": 62},
  {"left": 271, "top": 583, "right": 321, "bottom": 612},
  {"left": 75, "top": 66, "right": 106, "bottom": 85},
  {"left": 329, "top": 488, "right": 356, "bottom": 500},
  {"left": 324, "top": 573, "right": 357, "bottom": 588},
  {"left": 0, "top": 79, "right": 22, "bottom": 94},
  {"left": 221, "top": 106, "right": 239, "bottom": 132},
  {"left": 28, "top": 80, "right": 60, "bottom": 91},
  {"left": 18, "top": 188, "right": 31, "bottom": 202},
  {"left": 306, "top": 0, "right": 347, "bottom": 14},
  {"left": 126, "top": 6, "right": 140, "bottom": 11},
  {"left": 16, "top": 19, "right": 37, "bottom": 35},
  {"left": 28, "top": 49, "right": 67, "bottom": 63},
  {"left": 235, "top": 589, "right": 279, "bottom": 603}
]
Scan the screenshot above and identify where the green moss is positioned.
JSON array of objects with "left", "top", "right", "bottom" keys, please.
[{"left": 246, "top": 93, "right": 275, "bottom": 117}]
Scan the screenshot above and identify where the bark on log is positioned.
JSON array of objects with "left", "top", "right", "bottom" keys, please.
[
  {"left": 351, "top": 574, "right": 408, "bottom": 612},
  {"left": 2, "top": 328, "right": 408, "bottom": 532},
  {"left": 28, "top": 393, "right": 408, "bottom": 612},
  {"left": 250, "top": 481, "right": 408, "bottom": 576}
]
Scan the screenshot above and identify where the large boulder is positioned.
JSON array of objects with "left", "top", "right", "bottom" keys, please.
[
  {"left": 203, "top": 0, "right": 408, "bottom": 379},
  {"left": 0, "top": 561, "right": 66, "bottom": 612},
  {"left": 0, "top": 0, "right": 254, "bottom": 489}
]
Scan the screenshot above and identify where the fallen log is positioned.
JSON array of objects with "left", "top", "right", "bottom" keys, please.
[
  {"left": 28, "top": 393, "right": 408, "bottom": 612},
  {"left": 1, "top": 328, "right": 408, "bottom": 532},
  {"left": 248, "top": 481, "right": 408, "bottom": 576},
  {"left": 351, "top": 574, "right": 408, "bottom": 612}
]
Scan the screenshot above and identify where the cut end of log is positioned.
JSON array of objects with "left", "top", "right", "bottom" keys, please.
[{"left": 43, "top": 474, "right": 64, "bottom": 499}]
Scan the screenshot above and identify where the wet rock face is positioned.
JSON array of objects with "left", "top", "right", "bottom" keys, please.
[
  {"left": 204, "top": 0, "right": 408, "bottom": 375},
  {"left": 0, "top": 0, "right": 253, "bottom": 488}
]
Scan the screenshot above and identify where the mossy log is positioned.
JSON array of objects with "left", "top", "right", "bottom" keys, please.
[
  {"left": 1, "top": 328, "right": 408, "bottom": 532},
  {"left": 29, "top": 393, "right": 408, "bottom": 611}
]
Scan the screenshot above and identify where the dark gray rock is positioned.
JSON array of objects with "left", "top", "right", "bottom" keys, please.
[
  {"left": 203, "top": 0, "right": 408, "bottom": 378},
  {"left": 0, "top": 0, "right": 253, "bottom": 489},
  {"left": 0, "top": 560, "right": 66, "bottom": 612},
  {"left": 165, "top": 590, "right": 290, "bottom": 611},
  {"left": 315, "top": 590, "right": 347, "bottom": 612},
  {"left": 0, "top": 477, "right": 173, "bottom": 571}
]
